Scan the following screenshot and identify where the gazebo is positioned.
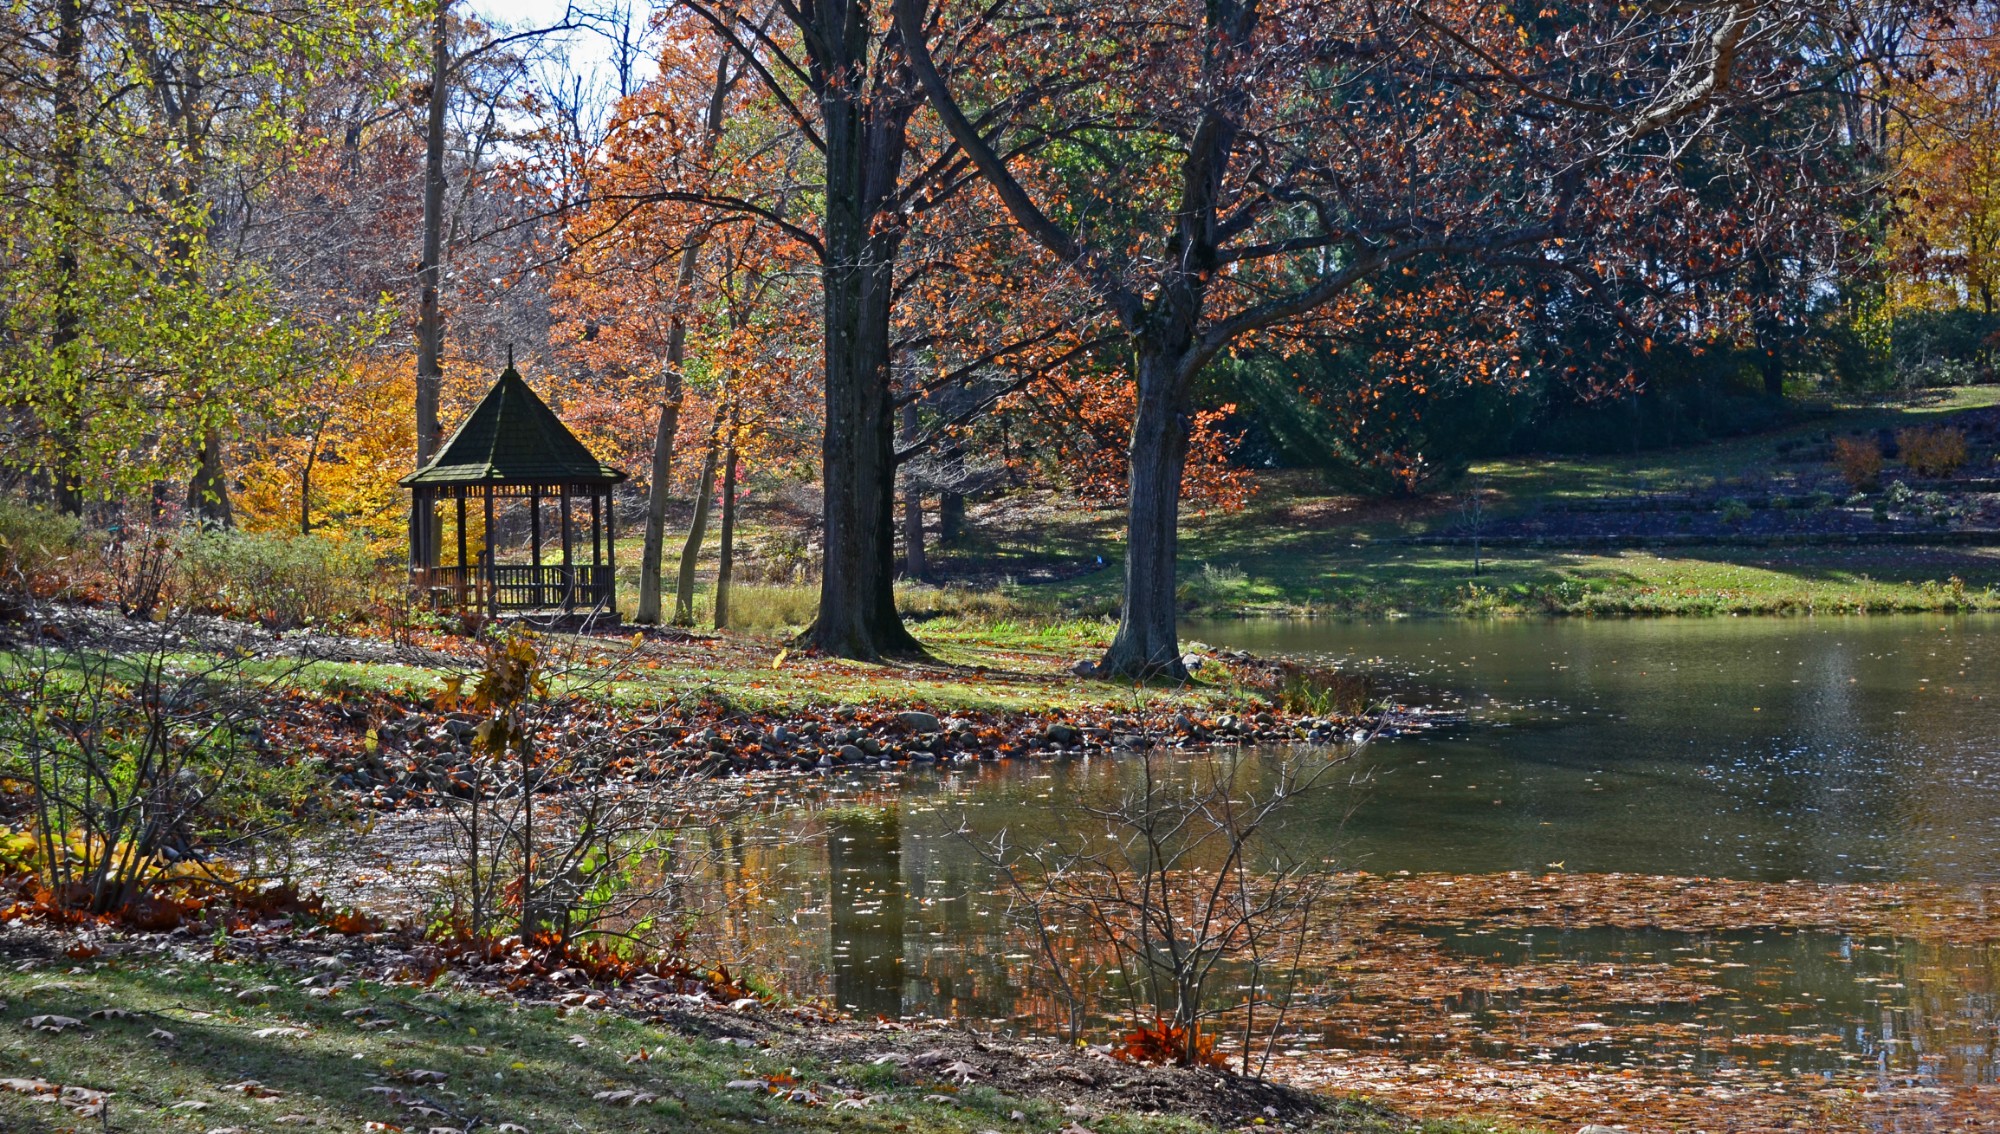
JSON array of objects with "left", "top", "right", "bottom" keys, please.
[{"left": 400, "top": 363, "right": 626, "bottom": 618}]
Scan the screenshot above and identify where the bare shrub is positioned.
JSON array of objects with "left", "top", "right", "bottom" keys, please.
[
  {"left": 0, "top": 603, "right": 317, "bottom": 916},
  {"left": 434, "top": 630, "right": 695, "bottom": 952},
  {"left": 974, "top": 738, "right": 1366, "bottom": 1072}
]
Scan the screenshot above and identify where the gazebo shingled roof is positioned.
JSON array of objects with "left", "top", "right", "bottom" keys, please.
[{"left": 399, "top": 366, "right": 625, "bottom": 488}]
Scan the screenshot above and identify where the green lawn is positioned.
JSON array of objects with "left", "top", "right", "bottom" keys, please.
[{"left": 0, "top": 953, "right": 1523, "bottom": 1134}]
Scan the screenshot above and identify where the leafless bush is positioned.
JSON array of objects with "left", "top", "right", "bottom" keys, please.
[
  {"left": 0, "top": 602, "right": 316, "bottom": 916},
  {"left": 973, "top": 735, "right": 1369, "bottom": 1072},
  {"left": 433, "top": 630, "right": 698, "bottom": 952}
]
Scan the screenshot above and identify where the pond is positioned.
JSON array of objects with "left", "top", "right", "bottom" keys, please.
[{"left": 696, "top": 615, "right": 2000, "bottom": 1129}]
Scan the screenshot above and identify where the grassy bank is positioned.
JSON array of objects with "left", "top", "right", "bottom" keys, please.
[
  {"left": 0, "top": 950, "right": 1518, "bottom": 1134},
  {"left": 861, "top": 387, "right": 2000, "bottom": 624}
]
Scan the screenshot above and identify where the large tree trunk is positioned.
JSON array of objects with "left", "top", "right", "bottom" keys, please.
[
  {"left": 187, "top": 425, "right": 232, "bottom": 529},
  {"left": 900, "top": 403, "right": 925, "bottom": 580},
  {"left": 672, "top": 433, "right": 720, "bottom": 627},
  {"left": 410, "top": 0, "right": 449, "bottom": 570},
  {"left": 801, "top": 35, "right": 921, "bottom": 660},
  {"left": 714, "top": 438, "right": 737, "bottom": 630},
  {"left": 633, "top": 368, "right": 684, "bottom": 624},
  {"left": 810, "top": 263, "right": 919, "bottom": 657},
  {"left": 1098, "top": 352, "right": 1192, "bottom": 680}
]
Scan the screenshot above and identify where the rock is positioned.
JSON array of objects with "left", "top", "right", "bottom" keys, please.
[
  {"left": 1180, "top": 653, "right": 1206, "bottom": 671},
  {"left": 1112, "top": 733, "right": 1146, "bottom": 750},
  {"left": 1254, "top": 711, "right": 1276, "bottom": 726},
  {"left": 1577, "top": 1127, "right": 1626, "bottom": 1134},
  {"left": 772, "top": 725, "right": 792, "bottom": 744},
  {"left": 858, "top": 736, "right": 883, "bottom": 756},
  {"left": 1069, "top": 659, "right": 1098, "bottom": 677},
  {"left": 1043, "top": 723, "right": 1080, "bottom": 745},
  {"left": 945, "top": 717, "right": 973, "bottom": 734},
  {"left": 838, "top": 744, "right": 866, "bottom": 763},
  {"left": 895, "top": 711, "right": 941, "bottom": 734}
]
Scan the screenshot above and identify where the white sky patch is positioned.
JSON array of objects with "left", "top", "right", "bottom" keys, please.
[{"left": 469, "top": 0, "right": 657, "bottom": 112}]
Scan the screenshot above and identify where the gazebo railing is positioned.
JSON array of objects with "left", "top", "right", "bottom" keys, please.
[{"left": 417, "top": 564, "right": 614, "bottom": 611}]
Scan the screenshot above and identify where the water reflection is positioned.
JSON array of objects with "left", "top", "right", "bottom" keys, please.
[
  {"left": 686, "top": 615, "right": 2000, "bottom": 1111},
  {"left": 827, "top": 807, "right": 904, "bottom": 1019}
]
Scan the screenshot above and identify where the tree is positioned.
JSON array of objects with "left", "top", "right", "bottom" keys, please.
[
  {"left": 1891, "top": 8, "right": 2000, "bottom": 317},
  {"left": 571, "top": 1, "right": 1088, "bottom": 659},
  {"left": 893, "top": 0, "right": 1926, "bottom": 677},
  {"left": 0, "top": 0, "right": 398, "bottom": 521}
]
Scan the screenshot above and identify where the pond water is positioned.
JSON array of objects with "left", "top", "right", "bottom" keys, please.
[{"left": 696, "top": 615, "right": 2000, "bottom": 1123}]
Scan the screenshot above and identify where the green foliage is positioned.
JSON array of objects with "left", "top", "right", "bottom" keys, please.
[
  {"left": 0, "top": 499, "right": 87, "bottom": 595},
  {"left": 175, "top": 529, "right": 379, "bottom": 629}
]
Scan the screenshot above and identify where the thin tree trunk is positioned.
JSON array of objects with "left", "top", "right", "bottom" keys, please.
[
  {"left": 672, "top": 432, "right": 720, "bottom": 627},
  {"left": 411, "top": 0, "right": 450, "bottom": 569},
  {"left": 714, "top": 434, "right": 738, "bottom": 631},
  {"left": 48, "top": 0, "right": 84, "bottom": 516},
  {"left": 939, "top": 490, "right": 964, "bottom": 544},
  {"left": 637, "top": 57, "right": 733, "bottom": 623},
  {"left": 634, "top": 368, "right": 684, "bottom": 624},
  {"left": 1098, "top": 351, "right": 1191, "bottom": 680},
  {"left": 901, "top": 402, "right": 925, "bottom": 579},
  {"left": 300, "top": 452, "right": 315, "bottom": 535}
]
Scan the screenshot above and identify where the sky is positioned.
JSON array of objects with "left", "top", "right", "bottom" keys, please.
[{"left": 468, "top": 0, "right": 657, "bottom": 109}]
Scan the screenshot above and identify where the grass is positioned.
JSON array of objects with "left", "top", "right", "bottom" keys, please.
[
  {"left": 986, "top": 387, "right": 2000, "bottom": 621},
  {"left": 0, "top": 953, "right": 1522, "bottom": 1134}
]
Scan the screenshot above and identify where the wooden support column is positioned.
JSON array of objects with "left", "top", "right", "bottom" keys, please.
[
  {"left": 590, "top": 491, "right": 603, "bottom": 607},
  {"left": 604, "top": 491, "right": 617, "bottom": 620},
  {"left": 530, "top": 490, "right": 543, "bottom": 606},
  {"left": 455, "top": 490, "right": 468, "bottom": 607},
  {"left": 407, "top": 487, "right": 428, "bottom": 587},
  {"left": 483, "top": 487, "right": 496, "bottom": 616},
  {"left": 560, "top": 488, "right": 575, "bottom": 613}
]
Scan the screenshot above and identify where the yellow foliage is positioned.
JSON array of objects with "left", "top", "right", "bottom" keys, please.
[
  {"left": 237, "top": 356, "right": 415, "bottom": 555},
  {"left": 1897, "top": 425, "right": 1968, "bottom": 478}
]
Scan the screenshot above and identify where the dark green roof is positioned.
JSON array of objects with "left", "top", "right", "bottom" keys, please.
[{"left": 400, "top": 367, "right": 625, "bottom": 487}]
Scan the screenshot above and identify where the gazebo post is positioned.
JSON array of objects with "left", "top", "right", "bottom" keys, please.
[
  {"left": 560, "top": 487, "right": 575, "bottom": 613},
  {"left": 605, "top": 490, "right": 617, "bottom": 619},
  {"left": 530, "top": 489, "right": 543, "bottom": 606},
  {"left": 455, "top": 490, "right": 468, "bottom": 608},
  {"left": 407, "top": 487, "right": 427, "bottom": 589},
  {"left": 483, "top": 486, "right": 496, "bottom": 617},
  {"left": 590, "top": 491, "right": 602, "bottom": 608}
]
